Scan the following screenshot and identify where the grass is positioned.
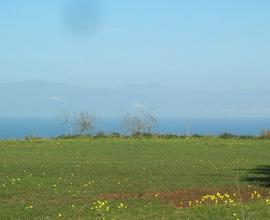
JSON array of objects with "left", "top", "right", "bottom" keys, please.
[{"left": 0, "top": 137, "right": 270, "bottom": 219}]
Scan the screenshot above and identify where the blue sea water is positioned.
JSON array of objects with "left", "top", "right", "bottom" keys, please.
[{"left": 0, "top": 117, "right": 269, "bottom": 139}]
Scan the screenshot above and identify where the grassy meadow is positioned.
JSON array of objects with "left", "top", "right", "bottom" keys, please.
[{"left": 1, "top": 137, "right": 270, "bottom": 219}]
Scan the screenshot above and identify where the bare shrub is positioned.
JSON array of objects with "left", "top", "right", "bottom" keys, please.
[
  {"left": 62, "top": 111, "right": 74, "bottom": 135},
  {"left": 122, "top": 110, "right": 157, "bottom": 135},
  {"left": 62, "top": 111, "right": 95, "bottom": 136},
  {"left": 260, "top": 129, "right": 270, "bottom": 139},
  {"left": 75, "top": 112, "right": 95, "bottom": 135}
]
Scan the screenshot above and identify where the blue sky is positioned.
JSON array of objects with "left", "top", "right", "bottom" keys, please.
[{"left": 0, "top": 0, "right": 270, "bottom": 90}]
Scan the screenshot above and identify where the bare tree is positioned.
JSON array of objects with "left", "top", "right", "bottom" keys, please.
[
  {"left": 143, "top": 111, "right": 157, "bottom": 133},
  {"left": 62, "top": 111, "right": 74, "bottom": 135},
  {"left": 122, "top": 110, "right": 157, "bottom": 135},
  {"left": 75, "top": 111, "right": 95, "bottom": 135},
  {"left": 62, "top": 111, "right": 95, "bottom": 136}
]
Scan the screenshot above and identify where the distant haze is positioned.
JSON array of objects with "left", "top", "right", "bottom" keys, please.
[{"left": 1, "top": 81, "right": 270, "bottom": 118}]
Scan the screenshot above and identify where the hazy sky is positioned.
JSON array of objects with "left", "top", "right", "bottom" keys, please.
[{"left": 1, "top": 0, "right": 270, "bottom": 90}]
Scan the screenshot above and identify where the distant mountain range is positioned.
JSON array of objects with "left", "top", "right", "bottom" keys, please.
[{"left": 1, "top": 81, "right": 269, "bottom": 118}]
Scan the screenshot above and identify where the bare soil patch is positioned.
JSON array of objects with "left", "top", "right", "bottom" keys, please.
[{"left": 98, "top": 185, "right": 270, "bottom": 208}]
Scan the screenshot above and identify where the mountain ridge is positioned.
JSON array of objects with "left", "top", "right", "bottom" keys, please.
[{"left": 1, "top": 81, "right": 269, "bottom": 118}]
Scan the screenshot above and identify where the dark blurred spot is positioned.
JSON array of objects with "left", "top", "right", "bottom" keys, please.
[
  {"left": 241, "top": 165, "right": 270, "bottom": 187},
  {"left": 63, "top": 0, "right": 101, "bottom": 36}
]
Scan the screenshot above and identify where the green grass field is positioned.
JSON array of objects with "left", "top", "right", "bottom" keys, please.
[{"left": 1, "top": 137, "right": 270, "bottom": 219}]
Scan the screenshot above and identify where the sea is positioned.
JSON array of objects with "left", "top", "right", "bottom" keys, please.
[{"left": 0, "top": 117, "right": 269, "bottom": 139}]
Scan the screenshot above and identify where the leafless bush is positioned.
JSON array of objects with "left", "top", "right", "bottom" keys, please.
[
  {"left": 62, "top": 111, "right": 95, "bottom": 136},
  {"left": 62, "top": 111, "right": 74, "bottom": 135},
  {"left": 122, "top": 110, "right": 157, "bottom": 135},
  {"left": 75, "top": 112, "right": 95, "bottom": 135},
  {"left": 260, "top": 129, "right": 270, "bottom": 138}
]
